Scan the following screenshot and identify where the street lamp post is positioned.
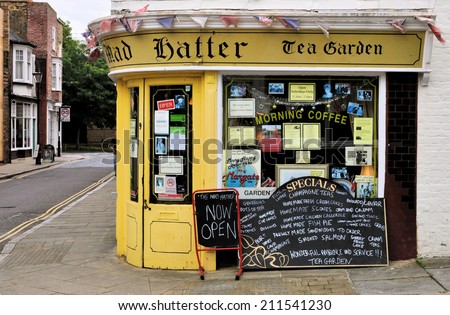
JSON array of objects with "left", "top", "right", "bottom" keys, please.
[{"left": 33, "top": 71, "right": 43, "bottom": 165}]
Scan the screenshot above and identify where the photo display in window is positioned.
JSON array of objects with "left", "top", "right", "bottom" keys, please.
[{"left": 223, "top": 76, "right": 378, "bottom": 198}]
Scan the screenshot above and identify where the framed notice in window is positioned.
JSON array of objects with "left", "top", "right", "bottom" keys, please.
[
  {"left": 289, "top": 83, "right": 316, "bottom": 102},
  {"left": 275, "top": 164, "right": 329, "bottom": 187},
  {"left": 228, "top": 98, "right": 256, "bottom": 118}
]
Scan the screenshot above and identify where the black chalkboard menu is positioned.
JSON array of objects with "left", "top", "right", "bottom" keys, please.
[
  {"left": 240, "top": 177, "right": 388, "bottom": 269},
  {"left": 193, "top": 190, "right": 240, "bottom": 248}
]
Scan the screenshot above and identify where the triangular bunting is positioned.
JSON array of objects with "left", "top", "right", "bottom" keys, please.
[
  {"left": 220, "top": 16, "right": 239, "bottom": 27},
  {"left": 428, "top": 23, "right": 446, "bottom": 44},
  {"left": 100, "top": 19, "right": 115, "bottom": 33},
  {"left": 191, "top": 16, "right": 208, "bottom": 28},
  {"left": 88, "top": 48, "right": 101, "bottom": 63},
  {"left": 388, "top": 19, "right": 406, "bottom": 33},
  {"left": 135, "top": 4, "right": 149, "bottom": 15},
  {"left": 157, "top": 16, "right": 175, "bottom": 29},
  {"left": 277, "top": 17, "right": 300, "bottom": 31},
  {"left": 119, "top": 17, "right": 132, "bottom": 32},
  {"left": 415, "top": 16, "right": 434, "bottom": 23},
  {"left": 129, "top": 19, "right": 143, "bottom": 32},
  {"left": 85, "top": 35, "right": 98, "bottom": 50},
  {"left": 81, "top": 31, "right": 91, "bottom": 39},
  {"left": 254, "top": 16, "right": 273, "bottom": 26}
]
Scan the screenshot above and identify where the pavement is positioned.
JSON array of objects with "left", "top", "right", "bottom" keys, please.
[{"left": 0, "top": 154, "right": 450, "bottom": 295}]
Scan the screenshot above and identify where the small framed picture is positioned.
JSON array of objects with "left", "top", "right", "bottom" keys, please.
[
  {"left": 230, "top": 85, "right": 247, "bottom": 97},
  {"left": 357, "top": 90, "right": 373, "bottom": 101},
  {"left": 331, "top": 166, "right": 349, "bottom": 180},
  {"left": 356, "top": 182, "right": 375, "bottom": 199},
  {"left": 155, "top": 175, "right": 166, "bottom": 193},
  {"left": 347, "top": 102, "right": 363, "bottom": 116},
  {"left": 335, "top": 83, "right": 352, "bottom": 95},
  {"left": 275, "top": 164, "right": 329, "bottom": 187},
  {"left": 155, "top": 136, "right": 167, "bottom": 155},
  {"left": 174, "top": 95, "right": 186, "bottom": 109},
  {"left": 268, "top": 83, "right": 285, "bottom": 94}
]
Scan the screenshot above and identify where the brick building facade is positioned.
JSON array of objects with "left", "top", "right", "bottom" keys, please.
[{"left": 0, "top": 0, "right": 62, "bottom": 162}]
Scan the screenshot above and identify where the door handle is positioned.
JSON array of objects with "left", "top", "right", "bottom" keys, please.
[{"left": 144, "top": 199, "right": 151, "bottom": 211}]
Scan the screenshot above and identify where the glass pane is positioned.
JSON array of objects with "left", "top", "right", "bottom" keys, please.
[
  {"left": 223, "top": 75, "right": 379, "bottom": 198},
  {"left": 150, "top": 85, "right": 192, "bottom": 204},
  {"left": 130, "top": 87, "right": 139, "bottom": 202}
]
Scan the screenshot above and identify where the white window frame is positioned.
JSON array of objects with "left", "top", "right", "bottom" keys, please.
[
  {"left": 52, "top": 26, "right": 56, "bottom": 51},
  {"left": 11, "top": 101, "right": 35, "bottom": 150},
  {"left": 52, "top": 58, "right": 63, "bottom": 91},
  {"left": 13, "top": 45, "right": 33, "bottom": 84}
]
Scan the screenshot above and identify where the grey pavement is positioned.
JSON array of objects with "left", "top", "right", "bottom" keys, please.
[{"left": 0, "top": 155, "right": 449, "bottom": 295}]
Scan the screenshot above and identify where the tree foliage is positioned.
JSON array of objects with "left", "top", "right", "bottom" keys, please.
[{"left": 62, "top": 22, "right": 116, "bottom": 145}]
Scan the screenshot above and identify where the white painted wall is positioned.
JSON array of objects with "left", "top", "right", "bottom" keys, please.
[{"left": 417, "top": 0, "right": 450, "bottom": 258}]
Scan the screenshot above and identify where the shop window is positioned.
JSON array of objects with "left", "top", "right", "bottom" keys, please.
[
  {"left": 11, "top": 101, "right": 34, "bottom": 150},
  {"left": 223, "top": 76, "right": 379, "bottom": 199},
  {"left": 130, "top": 87, "right": 139, "bottom": 202},
  {"left": 150, "top": 85, "right": 193, "bottom": 203}
]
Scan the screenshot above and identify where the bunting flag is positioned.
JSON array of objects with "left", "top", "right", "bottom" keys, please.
[
  {"left": 128, "top": 19, "right": 143, "bottom": 32},
  {"left": 415, "top": 16, "right": 434, "bottom": 23},
  {"left": 134, "top": 4, "right": 149, "bottom": 14},
  {"left": 88, "top": 48, "right": 101, "bottom": 63},
  {"left": 388, "top": 19, "right": 406, "bottom": 33},
  {"left": 254, "top": 16, "right": 273, "bottom": 26},
  {"left": 85, "top": 35, "right": 98, "bottom": 50},
  {"left": 81, "top": 31, "right": 91, "bottom": 39},
  {"left": 315, "top": 21, "right": 330, "bottom": 38},
  {"left": 100, "top": 19, "right": 115, "bottom": 33},
  {"left": 277, "top": 17, "right": 300, "bottom": 30},
  {"left": 191, "top": 16, "right": 208, "bottom": 28},
  {"left": 220, "top": 16, "right": 239, "bottom": 27},
  {"left": 428, "top": 23, "right": 446, "bottom": 44},
  {"left": 157, "top": 16, "right": 175, "bottom": 28},
  {"left": 118, "top": 16, "right": 132, "bottom": 32}
]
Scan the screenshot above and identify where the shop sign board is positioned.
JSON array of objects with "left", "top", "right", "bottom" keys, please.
[{"left": 101, "top": 30, "right": 425, "bottom": 70}]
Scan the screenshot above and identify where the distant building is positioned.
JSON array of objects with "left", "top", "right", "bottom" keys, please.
[{"left": 0, "top": 0, "right": 63, "bottom": 162}]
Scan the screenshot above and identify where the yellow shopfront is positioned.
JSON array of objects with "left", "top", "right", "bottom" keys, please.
[{"left": 94, "top": 23, "right": 428, "bottom": 269}]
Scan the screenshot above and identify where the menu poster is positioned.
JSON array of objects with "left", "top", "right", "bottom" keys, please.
[
  {"left": 159, "top": 156, "right": 184, "bottom": 175},
  {"left": 283, "top": 123, "right": 302, "bottom": 149},
  {"left": 302, "top": 123, "right": 321, "bottom": 150},
  {"left": 223, "top": 149, "right": 261, "bottom": 188},
  {"left": 283, "top": 123, "right": 321, "bottom": 150},
  {"left": 154, "top": 110, "right": 170, "bottom": 135},
  {"left": 240, "top": 177, "right": 388, "bottom": 269},
  {"left": 228, "top": 126, "right": 256, "bottom": 146},
  {"left": 354, "top": 118, "right": 373, "bottom": 145}
]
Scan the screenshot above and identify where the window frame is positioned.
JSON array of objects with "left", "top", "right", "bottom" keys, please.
[
  {"left": 13, "top": 45, "right": 33, "bottom": 84},
  {"left": 52, "top": 58, "right": 63, "bottom": 91}
]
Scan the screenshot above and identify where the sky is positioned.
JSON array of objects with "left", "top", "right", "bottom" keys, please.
[{"left": 35, "top": 0, "right": 112, "bottom": 39}]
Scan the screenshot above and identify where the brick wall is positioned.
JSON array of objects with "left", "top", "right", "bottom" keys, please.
[
  {"left": 385, "top": 72, "right": 418, "bottom": 260},
  {"left": 0, "top": 1, "right": 29, "bottom": 163}
]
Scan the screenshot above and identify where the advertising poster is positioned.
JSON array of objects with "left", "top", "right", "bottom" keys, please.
[{"left": 223, "top": 150, "right": 261, "bottom": 188}]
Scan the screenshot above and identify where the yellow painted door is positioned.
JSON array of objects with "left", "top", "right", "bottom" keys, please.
[
  {"left": 143, "top": 77, "right": 200, "bottom": 269},
  {"left": 116, "top": 79, "right": 145, "bottom": 267}
]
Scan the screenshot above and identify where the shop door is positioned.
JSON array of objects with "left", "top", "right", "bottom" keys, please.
[{"left": 143, "top": 79, "right": 199, "bottom": 269}]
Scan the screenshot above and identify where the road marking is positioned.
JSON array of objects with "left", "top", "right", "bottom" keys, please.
[{"left": 0, "top": 172, "right": 114, "bottom": 243}]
